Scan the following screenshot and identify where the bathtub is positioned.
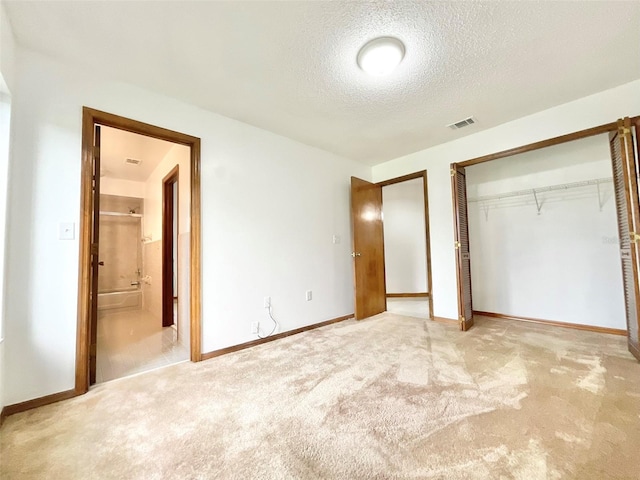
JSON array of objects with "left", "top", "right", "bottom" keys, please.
[{"left": 97, "top": 288, "right": 142, "bottom": 310}]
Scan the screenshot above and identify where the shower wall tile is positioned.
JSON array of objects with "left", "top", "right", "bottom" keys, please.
[
  {"left": 142, "top": 232, "right": 190, "bottom": 338},
  {"left": 100, "top": 194, "right": 144, "bottom": 215},
  {"left": 177, "top": 232, "right": 190, "bottom": 347},
  {"left": 98, "top": 215, "right": 142, "bottom": 292},
  {"left": 143, "top": 239, "right": 162, "bottom": 321}
]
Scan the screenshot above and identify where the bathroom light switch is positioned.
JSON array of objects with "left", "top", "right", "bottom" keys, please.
[{"left": 58, "top": 222, "right": 75, "bottom": 240}]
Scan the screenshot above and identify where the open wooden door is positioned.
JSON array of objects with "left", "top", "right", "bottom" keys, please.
[
  {"left": 611, "top": 117, "right": 640, "bottom": 361},
  {"left": 162, "top": 166, "right": 179, "bottom": 328},
  {"left": 451, "top": 164, "right": 473, "bottom": 331},
  {"left": 351, "top": 177, "right": 386, "bottom": 319},
  {"left": 89, "top": 124, "right": 101, "bottom": 384}
]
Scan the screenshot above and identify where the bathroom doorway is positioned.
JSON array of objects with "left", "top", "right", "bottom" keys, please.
[
  {"left": 76, "top": 108, "right": 202, "bottom": 392},
  {"left": 94, "top": 127, "right": 189, "bottom": 384}
]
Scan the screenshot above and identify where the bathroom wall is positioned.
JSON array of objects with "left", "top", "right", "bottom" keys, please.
[
  {"left": 142, "top": 241, "right": 162, "bottom": 320},
  {"left": 100, "top": 177, "right": 145, "bottom": 198},
  {"left": 142, "top": 143, "right": 190, "bottom": 340}
]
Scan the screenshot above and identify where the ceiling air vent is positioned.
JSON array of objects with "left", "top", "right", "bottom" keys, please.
[
  {"left": 447, "top": 116, "right": 476, "bottom": 130},
  {"left": 125, "top": 158, "right": 142, "bottom": 166}
]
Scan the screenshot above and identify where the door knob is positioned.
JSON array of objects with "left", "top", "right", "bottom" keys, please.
[
  {"left": 98, "top": 261, "right": 105, "bottom": 266},
  {"left": 351, "top": 252, "right": 361, "bottom": 258}
]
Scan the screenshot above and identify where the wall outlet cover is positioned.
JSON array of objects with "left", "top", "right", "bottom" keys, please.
[{"left": 58, "top": 222, "right": 75, "bottom": 240}]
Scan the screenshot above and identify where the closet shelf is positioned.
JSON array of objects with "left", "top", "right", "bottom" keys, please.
[
  {"left": 467, "top": 177, "right": 612, "bottom": 204},
  {"left": 469, "top": 177, "right": 613, "bottom": 217}
]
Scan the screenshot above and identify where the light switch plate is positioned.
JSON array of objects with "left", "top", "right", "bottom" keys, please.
[{"left": 58, "top": 222, "right": 75, "bottom": 240}]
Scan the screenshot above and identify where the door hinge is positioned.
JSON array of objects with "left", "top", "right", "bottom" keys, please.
[
  {"left": 619, "top": 127, "right": 631, "bottom": 137},
  {"left": 91, "top": 243, "right": 99, "bottom": 255},
  {"left": 459, "top": 316, "right": 465, "bottom": 324},
  {"left": 631, "top": 232, "right": 640, "bottom": 244},
  {"left": 450, "top": 168, "right": 456, "bottom": 177},
  {"left": 454, "top": 241, "right": 461, "bottom": 249},
  {"left": 93, "top": 146, "right": 100, "bottom": 157}
]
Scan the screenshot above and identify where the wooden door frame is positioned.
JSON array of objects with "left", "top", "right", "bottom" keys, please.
[
  {"left": 376, "top": 170, "right": 434, "bottom": 320},
  {"left": 451, "top": 115, "right": 640, "bottom": 332},
  {"left": 162, "top": 165, "right": 179, "bottom": 328},
  {"left": 76, "top": 107, "right": 202, "bottom": 395}
]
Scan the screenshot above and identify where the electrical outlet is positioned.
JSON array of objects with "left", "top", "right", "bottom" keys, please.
[
  {"left": 306, "top": 290, "right": 312, "bottom": 301},
  {"left": 264, "top": 296, "right": 271, "bottom": 308},
  {"left": 251, "top": 322, "right": 259, "bottom": 334}
]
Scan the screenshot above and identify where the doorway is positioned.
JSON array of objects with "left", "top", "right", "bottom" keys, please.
[
  {"left": 76, "top": 108, "right": 202, "bottom": 393},
  {"left": 350, "top": 171, "right": 433, "bottom": 321}
]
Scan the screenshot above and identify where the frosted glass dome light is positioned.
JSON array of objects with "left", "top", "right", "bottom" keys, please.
[{"left": 357, "top": 37, "right": 405, "bottom": 76}]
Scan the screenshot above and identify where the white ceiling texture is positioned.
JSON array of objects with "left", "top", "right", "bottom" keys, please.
[{"left": 5, "top": 1, "right": 640, "bottom": 165}]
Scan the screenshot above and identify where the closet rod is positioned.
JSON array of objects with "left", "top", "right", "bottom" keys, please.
[{"left": 99, "top": 211, "right": 143, "bottom": 218}]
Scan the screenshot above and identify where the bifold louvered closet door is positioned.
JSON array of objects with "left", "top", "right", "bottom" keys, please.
[
  {"left": 611, "top": 117, "right": 640, "bottom": 361},
  {"left": 451, "top": 164, "right": 473, "bottom": 331}
]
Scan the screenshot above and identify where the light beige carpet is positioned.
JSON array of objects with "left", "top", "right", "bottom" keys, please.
[{"left": 1, "top": 313, "right": 640, "bottom": 479}]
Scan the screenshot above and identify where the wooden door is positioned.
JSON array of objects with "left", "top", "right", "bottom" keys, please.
[
  {"left": 162, "top": 166, "right": 179, "bottom": 328},
  {"left": 351, "top": 177, "right": 386, "bottom": 319},
  {"left": 611, "top": 117, "right": 640, "bottom": 361},
  {"left": 451, "top": 164, "right": 474, "bottom": 331},
  {"left": 89, "top": 124, "right": 101, "bottom": 384}
]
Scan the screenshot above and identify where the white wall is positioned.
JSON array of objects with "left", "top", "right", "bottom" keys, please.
[
  {"left": 373, "top": 79, "right": 640, "bottom": 321},
  {"left": 100, "top": 177, "right": 145, "bottom": 199},
  {"left": 0, "top": 0, "right": 16, "bottom": 413},
  {"left": 3, "top": 48, "right": 369, "bottom": 405},
  {"left": 382, "top": 179, "right": 427, "bottom": 293},
  {"left": 0, "top": 91, "right": 10, "bottom": 412},
  {"left": 466, "top": 134, "right": 624, "bottom": 329},
  {"left": 144, "top": 144, "right": 190, "bottom": 240},
  {"left": 0, "top": 0, "right": 16, "bottom": 93}
]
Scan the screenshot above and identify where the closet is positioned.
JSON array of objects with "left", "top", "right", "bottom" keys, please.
[{"left": 451, "top": 117, "right": 640, "bottom": 361}]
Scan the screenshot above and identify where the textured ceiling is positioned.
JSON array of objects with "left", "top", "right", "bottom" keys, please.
[
  {"left": 100, "top": 126, "right": 174, "bottom": 182},
  {"left": 4, "top": 1, "right": 640, "bottom": 165}
]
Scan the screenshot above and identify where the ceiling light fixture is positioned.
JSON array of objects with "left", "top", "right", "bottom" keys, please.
[{"left": 357, "top": 37, "right": 405, "bottom": 76}]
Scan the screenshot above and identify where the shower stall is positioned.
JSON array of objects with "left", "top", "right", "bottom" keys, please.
[{"left": 97, "top": 194, "right": 144, "bottom": 311}]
